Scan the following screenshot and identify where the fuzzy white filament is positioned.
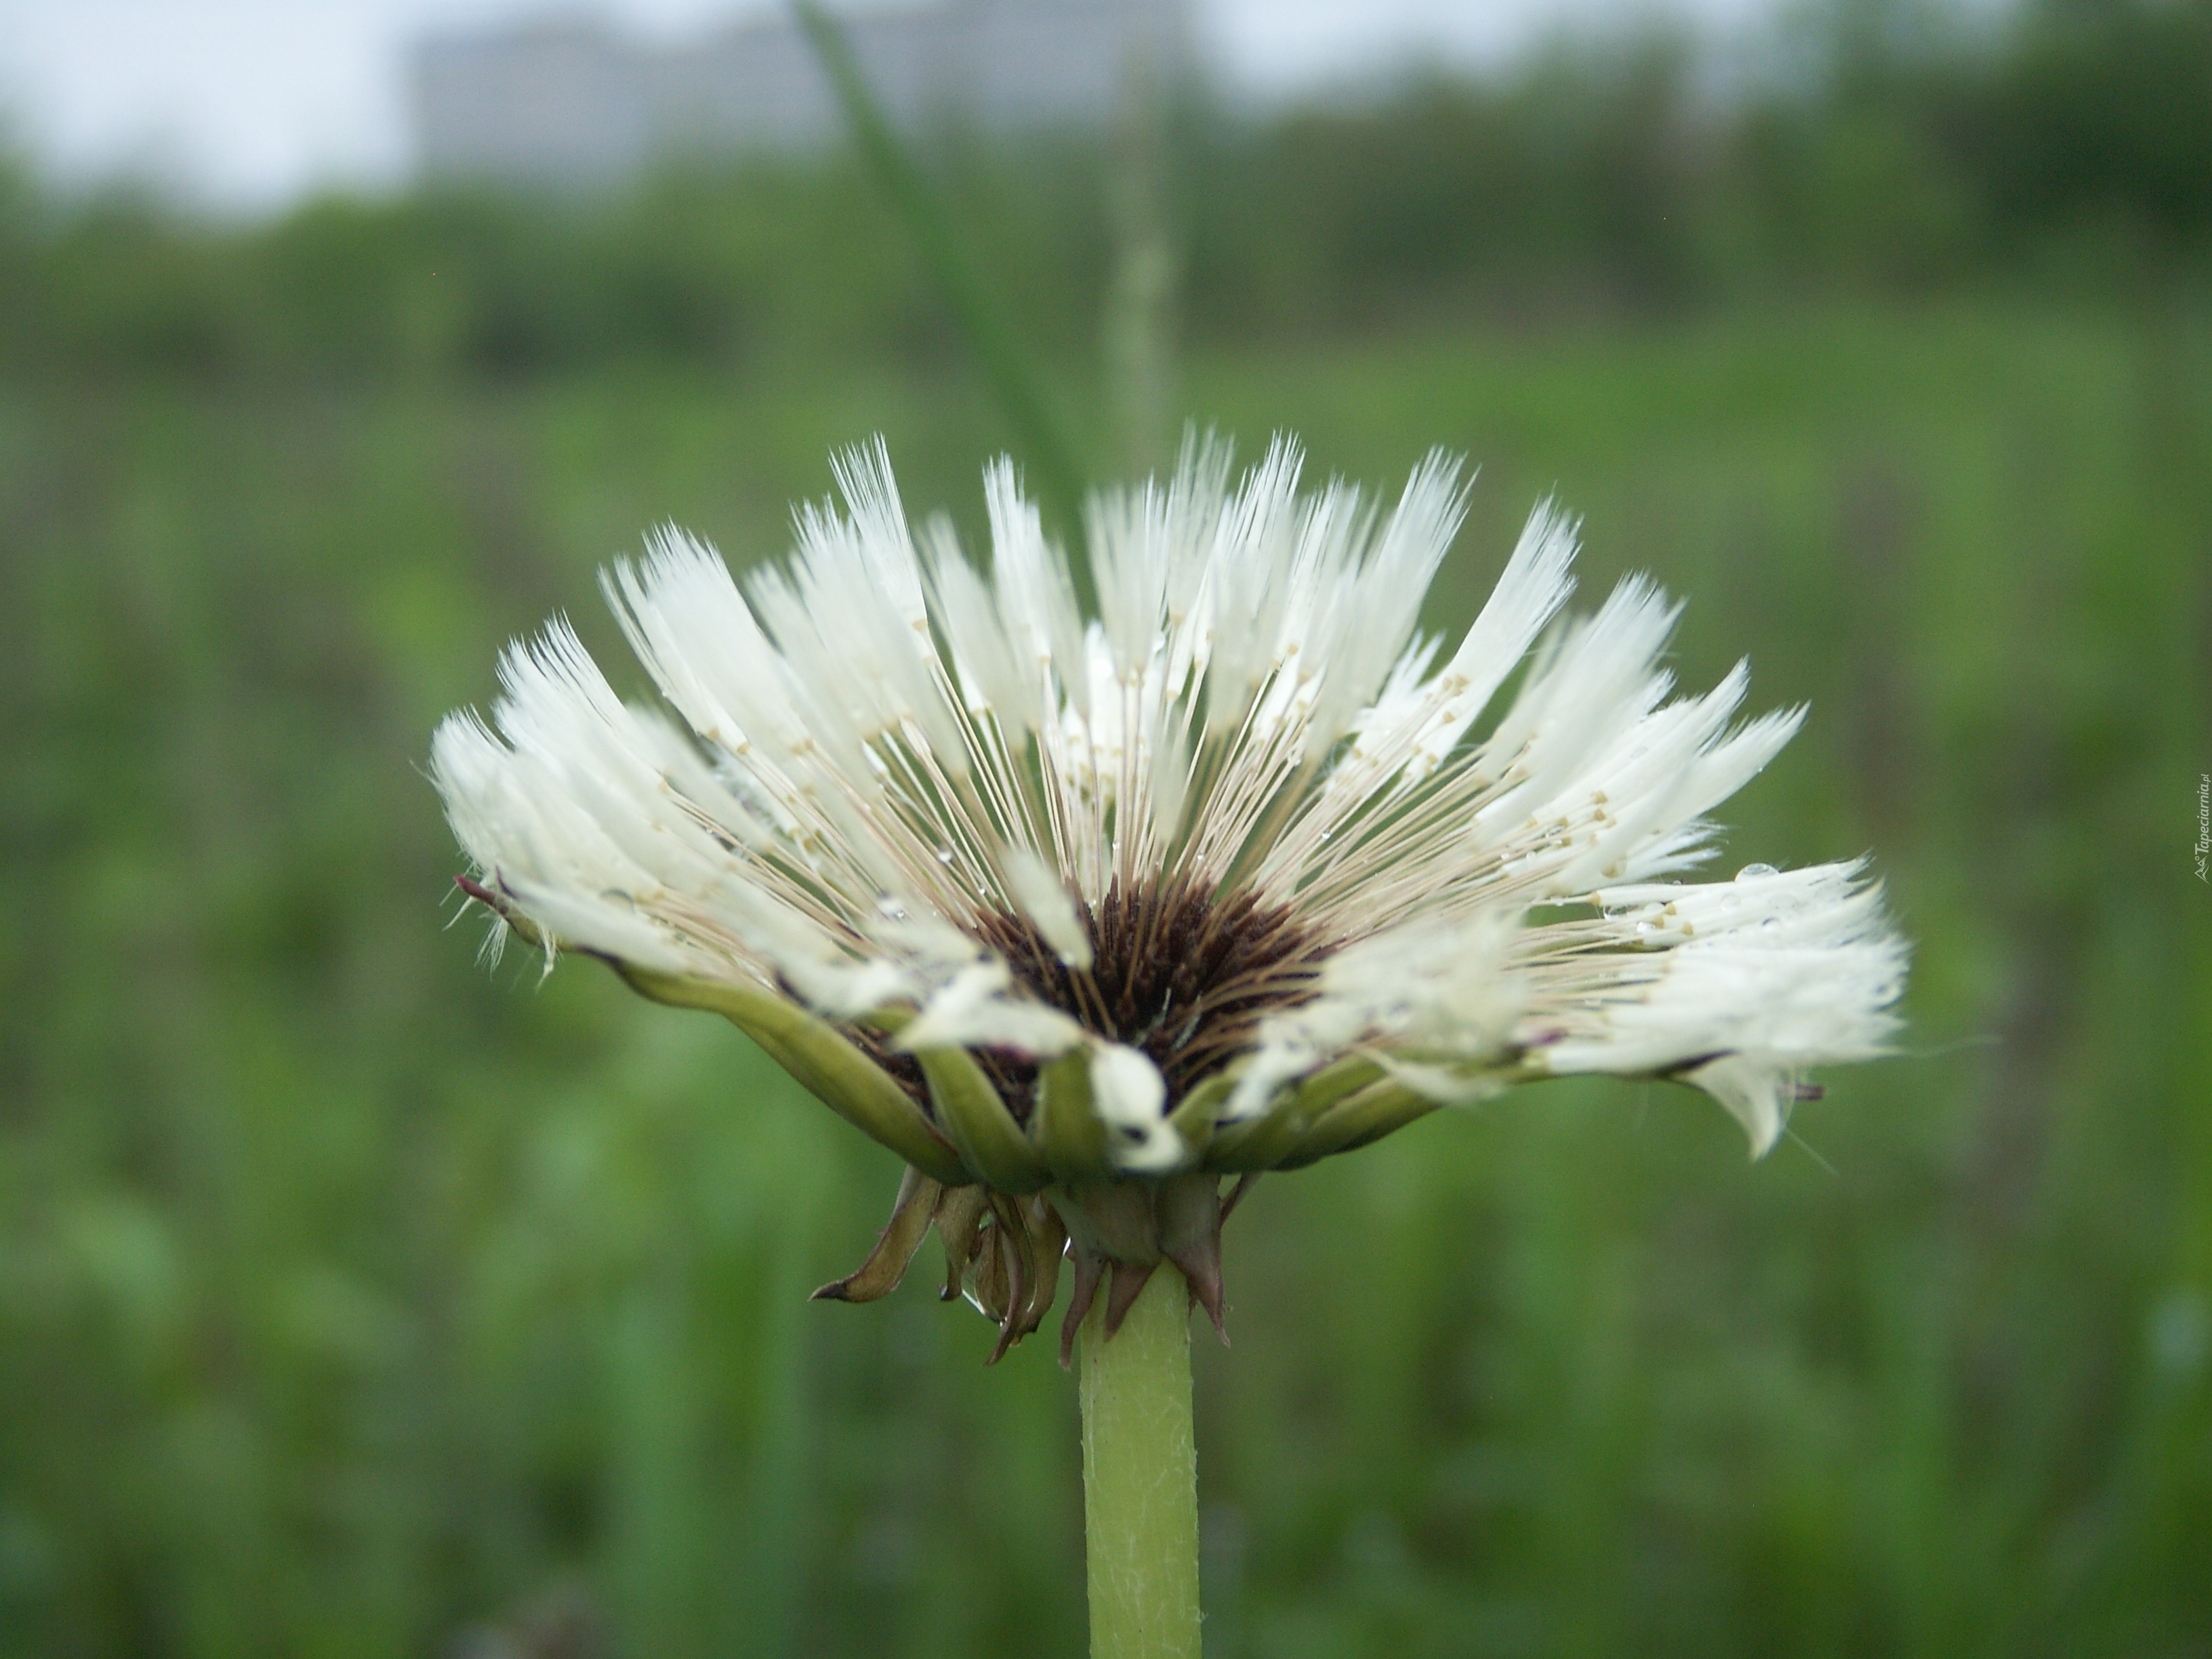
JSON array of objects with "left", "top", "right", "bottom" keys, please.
[{"left": 434, "top": 437, "right": 1904, "bottom": 1166}]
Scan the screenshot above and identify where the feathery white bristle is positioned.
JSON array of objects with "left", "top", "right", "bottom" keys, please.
[
  {"left": 1088, "top": 1043, "right": 1181, "bottom": 1172},
  {"left": 893, "top": 960, "right": 1086, "bottom": 1056},
  {"left": 1005, "top": 846, "right": 1093, "bottom": 970}
]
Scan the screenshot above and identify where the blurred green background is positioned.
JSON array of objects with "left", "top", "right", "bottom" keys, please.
[{"left": 2, "top": 2, "right": 2209, "bottom": 1655}]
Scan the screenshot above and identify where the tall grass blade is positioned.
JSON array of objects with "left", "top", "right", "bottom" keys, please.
[{"left": 791, "top": 0, "right": 1094, "bottom": 538}]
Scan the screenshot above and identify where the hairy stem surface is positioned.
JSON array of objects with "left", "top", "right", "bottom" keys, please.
[{"left": 1079, "top": 1263, "right": 1202, "bottom": 1659}]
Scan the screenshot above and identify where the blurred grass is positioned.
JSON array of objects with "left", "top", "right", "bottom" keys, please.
[{"left": 1, "top": 285, "right": 2205, "bottom": 1656}]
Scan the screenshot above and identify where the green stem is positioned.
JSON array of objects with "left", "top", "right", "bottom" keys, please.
[
  {"left": 790, "top": 0, "right": 1094, "bottom": 541},
  {"left": 1079, "top": 1263, "right": 1202, "bottom": 1659}
]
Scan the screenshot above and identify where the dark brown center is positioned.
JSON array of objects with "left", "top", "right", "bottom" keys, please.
[{"left": 967, "top": 874, "right": 1327, "bottom": 1120}]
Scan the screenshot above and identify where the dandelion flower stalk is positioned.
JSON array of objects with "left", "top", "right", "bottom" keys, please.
[
  {"left": 432, "top": 435, "right": 1906, "bottom": 1654},
  {"left": 1080, "top": 1264, "right": 1201, "bottom": 1659}
]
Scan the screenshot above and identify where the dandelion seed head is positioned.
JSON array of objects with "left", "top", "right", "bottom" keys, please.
[{"left": 433, "top": 435, "right": 1908, "bottom": 1356}]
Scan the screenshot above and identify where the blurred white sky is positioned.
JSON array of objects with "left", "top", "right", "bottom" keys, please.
[{"left": 0, "top": 0, "right": 1781, "bottom": 207}]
